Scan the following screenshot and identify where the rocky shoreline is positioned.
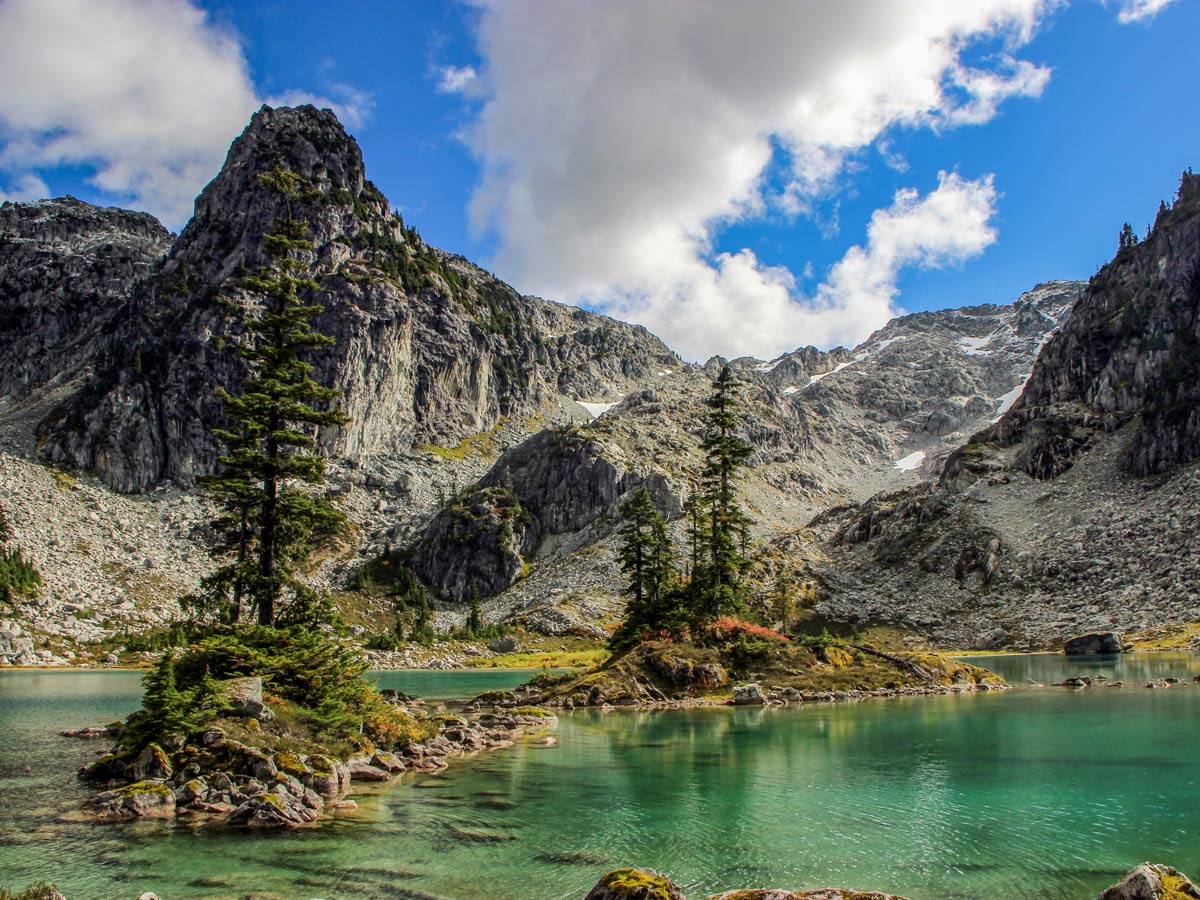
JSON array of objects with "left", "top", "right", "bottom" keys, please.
[
  {"left": 68, "top": 692, "right": 559, "bottom": 829},
  {"left": 7, "top": 861, "right": 1195, "bottom": 900},
  {"left": 582, "top": 863, "right": 1200, "bottom": 900}
]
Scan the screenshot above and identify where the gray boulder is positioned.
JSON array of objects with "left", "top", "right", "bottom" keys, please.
[
  {"left": 131, "top": 743, "right": 172, "bottom": 781},
  {"left": 86, "top": 780, "right": 176, "bottom": 820},
  {"left": 1064, "top": 631, "right": 1124, "bottom": 655},
  {"left": 228, "top": 783, "right": 322, "bottom": 828},
  {"left": 221, "top": 676, "right": 273, "bottom": 719},
  {"left": 732, "top": 683, "right": 767, "bottom": 705}
]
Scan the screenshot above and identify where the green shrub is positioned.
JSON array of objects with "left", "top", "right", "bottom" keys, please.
[{"left": 0, "top": 547, "right": 40, "bottom": 602}]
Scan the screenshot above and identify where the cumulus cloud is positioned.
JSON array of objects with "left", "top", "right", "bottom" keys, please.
[
  {"left": 0, "top": 0, "right": 368, "bottom": 226},
  {"left": 1112, "top": 0, "right": 1176, "bottom": 24},
  {"left": 603, "top": 172, "right": 999, "bottom": 359},
  {"left": 463, "top": 0, "right": 1054, "bottom": 358}
]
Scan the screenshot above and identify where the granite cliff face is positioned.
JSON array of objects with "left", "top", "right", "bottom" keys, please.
[
  {"left": 1, "top": 105, "right": 678, "bottom": 493},
  {"left": 0, "top": 198, "right": 171, "bottom": 408},
  {"left": 413, "top": 427, "right": 682, "bottom": 600}
]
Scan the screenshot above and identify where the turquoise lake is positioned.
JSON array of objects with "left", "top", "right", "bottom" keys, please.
[{"left": 2, "top": 654, "right": 1199, "bottom": 900}]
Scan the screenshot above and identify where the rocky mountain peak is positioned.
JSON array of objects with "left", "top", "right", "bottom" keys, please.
[
  {"left": 983, "top": 172, "right": 1200, "bottom": 479},
  {"left": 1, "top": 105, "right": 678, "bottom": 494},
  {"left": 170, "top": 104, "right": 392, "bottom": 290}
]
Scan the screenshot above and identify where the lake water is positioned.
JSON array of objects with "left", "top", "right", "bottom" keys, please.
[{"left": 2, "top": 654, "right": 1200, "bottom": 900}]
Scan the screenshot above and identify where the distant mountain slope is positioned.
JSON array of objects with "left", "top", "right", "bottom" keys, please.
[
  {"left": 0, "top": 104, "right": 1111, "bottom": 652},
  {"left": 807, "top": 173, "right": 1200, "bottom": 649}
]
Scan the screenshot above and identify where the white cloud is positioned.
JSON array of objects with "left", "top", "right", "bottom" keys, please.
[
  {"left": 264, "top": 85, "right": 374, "bottom": 131},
  {"left": 601, "top": 172, "right": 999, "bottom": 359},
  {"left": 1113, "top": 0, "right": 1175, "bottom": 23},
  {"left": 463, "top": 0, "right": 1055, "bottom": 359},
  {"left": 0, "top": 0, "right": 369, "bottom": 226},
  {"left": 436, "top": 65, "right": 480, "bottom": 95},
  {"left": 0, "top": 173, "right": 49, "bottom": 204}
]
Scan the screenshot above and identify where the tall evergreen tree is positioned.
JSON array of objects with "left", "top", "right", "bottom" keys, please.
[
  {"left": 694, "top": 365, "right": 753, "bottom": 620},
  {"left": 201, "top": 166, "right": 348, "bottom": 627},
  {"left": 611, "top": 485, "right": 677, "bottom": 650}
]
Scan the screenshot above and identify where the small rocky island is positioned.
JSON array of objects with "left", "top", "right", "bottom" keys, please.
[
  {"left": 71, "top": 625, "right": 558, "bottom": 828},
  {"left": 524, "top": 633, "right": 1001, "bottom": 708}
]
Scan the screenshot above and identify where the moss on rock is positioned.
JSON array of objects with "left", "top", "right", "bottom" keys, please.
[{"left": 587, "top": 869, "right": 685, "bottom": 900}]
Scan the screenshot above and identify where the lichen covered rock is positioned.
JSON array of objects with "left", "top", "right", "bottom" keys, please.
[
  {"left": 85, "top": 780, "right": 176, "bottom": 821},
  {"left": 585, "top": 869, "right": 686, "bottom": 900},
  {"left": 1098, "top": 863, "right": 1200, "bottom": 900}
]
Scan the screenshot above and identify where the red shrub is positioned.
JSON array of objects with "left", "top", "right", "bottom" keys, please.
[{"left": 706, "top": 616, "right": 788, "bottom": 642}]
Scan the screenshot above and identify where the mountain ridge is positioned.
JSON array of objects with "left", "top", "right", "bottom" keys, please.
[{"left": 5, "top": 103, "right": 1191, "bottom": 661}]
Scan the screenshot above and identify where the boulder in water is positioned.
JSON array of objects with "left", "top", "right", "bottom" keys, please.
[
  {"left": 732, "top": 683, "right": 767, "bottom": 705},
  {"left": 586, "top": 869, "right": 686, "bottom": 900},
  {"left": 86, "top": 780, "right": 176, "bottom": 820},
  {"left": 1064, "top": 632, "right": 1124, "bottom": 654},
  {"left": 1098, "top": 862, "right": 1200, "bottom": 899}
]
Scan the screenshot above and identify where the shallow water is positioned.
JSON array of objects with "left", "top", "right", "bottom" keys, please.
[{"left": 2, "top": 655, "right": 1200, "bottom": 900}]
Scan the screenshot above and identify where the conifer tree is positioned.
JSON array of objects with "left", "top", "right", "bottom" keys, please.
[
  {"left": 694, "top": 365, "right": 753, "bottom": 620},
  {"left": 1118, "top": 222, "right": 1139, "bottom": 252},
  {"left": 611, "top": 485, "right": 677, "bottom": 650},
  {"left": 201, "top": 166, "right": 348, "bottom": 627},
  {"left": 141, "top": 650, "right": 191, "bottom": 736}
]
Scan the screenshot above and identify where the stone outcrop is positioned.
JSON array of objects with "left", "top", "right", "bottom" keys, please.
[
  {"left": 412, "top": 427, "right": 680, "bottom": 600},
  {"left": 986, "top": 173, "right": 1200, "bottom": 480},
  {"left": 0, "top": 197, "right": 171, "bottom": 405},
  {"left": 1098, "top": 863, "right": 1200, "bottom": 900},
  {"left": 1064, "top": 631, "right": 1125, "bottom": 654},
  {"left": 808, "top": 174, "right": 1200, "bottom": 650}
]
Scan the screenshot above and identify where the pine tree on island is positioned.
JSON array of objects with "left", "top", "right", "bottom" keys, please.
[
  {"left": 198, "top": 166, "right": 348, "bottom": 628},
  {"left": 693, "top": 364, "right": 754, "bottom": 620},
  {"left": 610, "top": 485, "right": 678, "bottom": 650},
  {"left": 610, "top": 365, "right": 756, "bottom": 651}
]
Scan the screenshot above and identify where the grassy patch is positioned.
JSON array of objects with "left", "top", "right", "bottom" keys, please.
[
  {"left": 415, "top": 420, "right": 506, "bottom": 461},
  {"left": 1126, "top": 622, "right": 1200, "bottom": 651}
]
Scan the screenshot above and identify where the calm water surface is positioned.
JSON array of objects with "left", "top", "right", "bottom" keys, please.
[{"left": 2, "top": 655, "right": 1199, "bottom": 900}]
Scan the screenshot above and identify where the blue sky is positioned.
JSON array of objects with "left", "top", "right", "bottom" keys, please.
[{"left": 0, "top": 0, "right": 1195, "bottom": 359}]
